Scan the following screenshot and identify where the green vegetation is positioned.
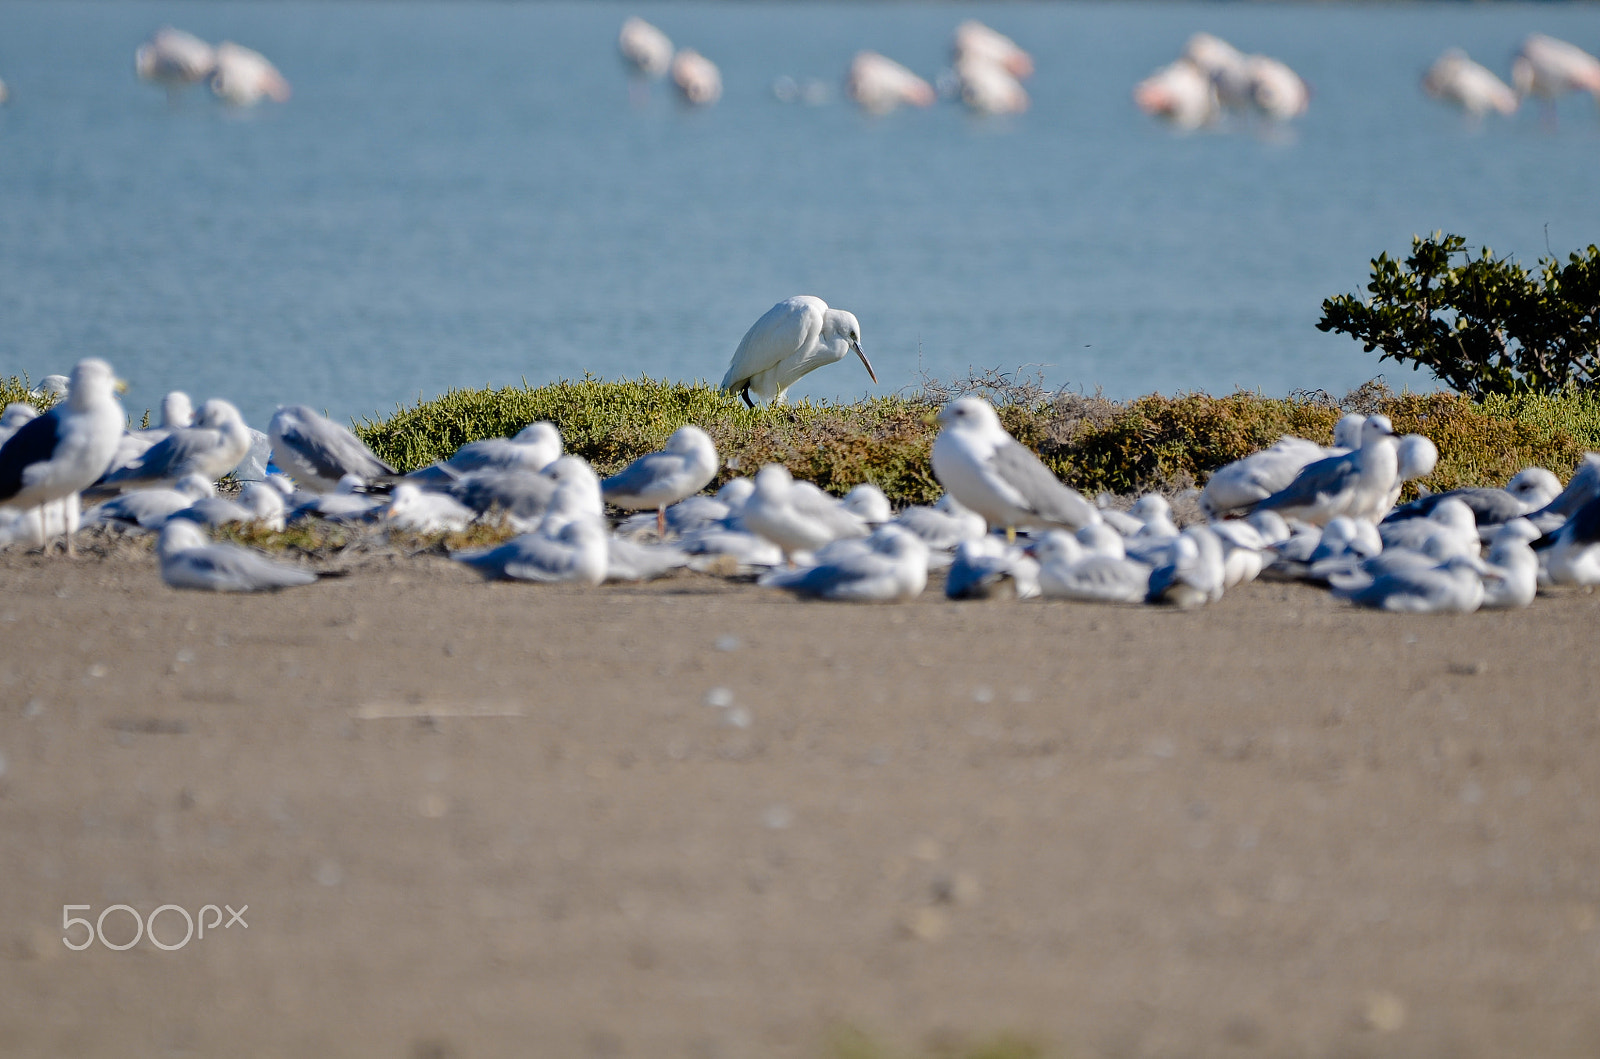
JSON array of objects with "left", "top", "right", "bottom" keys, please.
[
  {"left": 1319, "top": 232, "right": 1600, "bottom": 398},
  {"left": 0, "top": 375, "right": 53, "bottom": 413},
  {"left": 353, "top": 371, "right": 1600, "bottom": 508}
]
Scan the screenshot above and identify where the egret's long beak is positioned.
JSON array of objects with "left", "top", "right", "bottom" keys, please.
[{"left": 853, "top": 340, "right": 877, "bottom": 385}]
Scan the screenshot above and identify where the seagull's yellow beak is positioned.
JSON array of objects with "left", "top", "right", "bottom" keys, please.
[{"left": 114, "top": 378, "right": 129, "bottom": 395}]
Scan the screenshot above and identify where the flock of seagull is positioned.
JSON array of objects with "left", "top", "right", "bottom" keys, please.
[{"left": 6, "top": 346, "right": 1600, "bottom": 614}]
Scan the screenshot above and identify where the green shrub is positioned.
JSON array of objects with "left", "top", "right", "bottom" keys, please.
[
  {"left": 1319, "top": 232, "right": 1600, "bottom": 398},
  {"left": 353, "top": 374, "right": 1600, "bottom": 509},
  {"left": 0, "top": 375, "right": 52, "bottom": 413}
]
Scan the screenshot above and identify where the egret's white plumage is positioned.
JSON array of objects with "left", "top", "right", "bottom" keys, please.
[{"left": 721, "top": 296, "right": 875, "bottom": 407}]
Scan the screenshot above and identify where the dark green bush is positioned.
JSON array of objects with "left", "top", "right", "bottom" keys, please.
[{"left": 1319, "top": 232, "right": 1600, "bottom": 398}]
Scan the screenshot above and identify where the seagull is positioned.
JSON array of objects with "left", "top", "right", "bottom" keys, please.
[
  {"left": 1250, "top": 415, "right": 1397, "bottom": 526},
  {"left": 287, "top": 474, "right": 387, "bottom": 525},
  {"left": 135, "top": 27, "right": 215, "bottom": 94},
  {"left": 268, "top": 405, "right": 397, "bottom": 493},
  {"left": 1333, "top": 553, "right": 1487, "bottom": 613},
  {"left": 157, "top": 520, "right": 318, "bottom": 592},
  {"left": 1423, "top": 49, "right": 1519, "bottom": 118},
  {"left": 449, "top": 455, "right": 601, "bottom": 530},
  {"left": 893, "top": 493, "right": 988, "bottom": 553},
  {"left": 1377, "top": 433, "right": 1439, "bottom": 513},
  {"left": 0, "top": 403, "right": 39, "bottom": 446},
  {"left": 741, "top": 463, "right": 869, "bottom": 561},
  {"left": 404, "top": 421, "right": 562, "bottom": 489},
  {"left": 86, "top": 473, "right": 215, "bottom": 532},
  {"left": 617, "top": 493, "right": 729, "bottom": 539},
  {"left": 760, "top": 524, "right": 928, "bottom": 602},
  {"left": 0, "top": 358, "right": 125, "bottom": 556},
  {"left": 721, "top": 296, "right": 875, "bottom": 407},
  {"left": 1209, "top": 518, "right": 1271, "bottom": 588},
  {"left": 605, "top": 536, "right": 690, "bottom": 582},
  {"left": 209, "top": 41, "right": 290, "bottom": 105},
  {"left": 1198, "top": 414, "right": 1365, "bottom": 520},
  {"left": 383, "top": 482, "right": 475, "bottom": 534},
  {"left": 847, "top": 51, "right": 935, "bottom": 113},
  {"left": 105, "top": 391, "right": 194, "bottom": 477},
  {"left": 1519, "top": 454, "right": 1599, "bottom": 532},
  {"left": 1147, "top": 524, "right": 1226, "bottom": 607},
  {"left": 1482, "top": 519, "right": 1540, "bottom": 609},
  {"left": 841, "top": 483, "right": 892, "bottom": 525},
  {"left": 944, "top": 535, "right": 1039, "bottom": 600},
  {"left": 671, "top": 49, "right": 721, "bottom": 106},
  {"left": 618, "top": 17, "right": 673, "bottom": 79},
  {"left": 91, "top": 398, "right": 250, "bottom": 496},
  {"left": 31, "top": 375, "right": 69, "bottom": 401},
  {"left": 931, "top": 396, "right": 1099, "bottom": 540},
  {"left": 1033, "top": 529, "right": 1153, "bottom": 603},
  {"left": 1535, "top": 493, "right": 1600, "bottom": 586},
  {"left": 1378, "top": 497, "right": 1478, "bottom": 559},
  {"left": 1384, "top": 467, "right": 1561, "bottom": 533},
  {"left": 452, "top": 520, "right": 609, "bottom": 586},
  {"left": 601, "top": 425, "right": 719, "bottom": 537},
  {"left": 170, "top": 480, "right": 287, "bottom": 532}
]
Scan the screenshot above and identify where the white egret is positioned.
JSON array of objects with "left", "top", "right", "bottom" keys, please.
[{"left": 721, "top": 296, "right": 875, "bottom": 407}]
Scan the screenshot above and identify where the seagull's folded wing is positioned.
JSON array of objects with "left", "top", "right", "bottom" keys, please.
[{"left": 987, "top": 441, "right": 1098, "bottom": 528}]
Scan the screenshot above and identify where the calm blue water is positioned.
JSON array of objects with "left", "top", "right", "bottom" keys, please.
[{"left": 1, "top": 2, "right": 1597, "bottom": 428}]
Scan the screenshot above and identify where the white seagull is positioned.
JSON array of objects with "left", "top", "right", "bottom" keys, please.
[
  {"left": 452, "top": 520, "right": 609, "bottom": 586},
  {"left": 0, "top": 358, "right": 125, "bottom": 556},
  {"left": 1333, "top": 553, "right": 1487, "bottom": 613},
  {"left": 760, "top": 524, "right": 928, "bottom": 602},
  {"left": 601, "top": 424, "right": 719, "bottom": 536},
  {"left": 269, "top": 405, "right": 397, "bottom": 493},
  {"left": 383, "top": 482, "right": 475, "bottom": 534},
  {"left": 742, "top": 463, "right": 869, "bottom": 561},
  {"left": 405, "top": 421, "right": 562, "bottom": 489},
  {"left": 157, "top": 520, "right": 318, "bottom": 592},
  {"left": 1033, "top": 529, "right": 1153, "bottom": 604},
  {"left": 92, "top": 398, "right": 250, "bottom": 495},
  {"left": 1250, "top": 415, "right": 1398, "bottom": 526},
  {"left": 944, "top": 535, "right": 1039, "bottom": 600},
  {"left": 721, "top": 296, "right": 876, "bottom": 407},
  {"left": 931, "top": 396, "right": 1100, "bottom": 540}
]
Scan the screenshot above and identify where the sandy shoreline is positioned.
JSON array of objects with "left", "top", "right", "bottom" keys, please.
[{"left": 2, "top": 541, "right": 1599, "bottom": 1057}]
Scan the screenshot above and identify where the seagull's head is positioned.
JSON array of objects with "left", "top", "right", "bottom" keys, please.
[
  {"left": 65, "top": 359, "right": 125, "bottom": 408},
  {"left": 937, "top": 396, "right": 1002, "bottom": 434},
  {"left": 196, "top": 398, "right": 244, "bottom": 430},
  {"left": 666, "top": 424, "right": 716, "bottom": 460},
  {"left": 1506, "top": 467, "right": 1561, "bottom": 507},
  {"left": 1397, "top": 434, "right": 1438, "bottom": 482},
  {"left": 753, "top": 463, "right": 793, "bottom": 496},
  {"left": 161, "top": 391, "right": 194, "bottom": 430},
  {"left": 1361, "top": 414, "right": 1396, "bottom": 445},
  {"left": 157, "top": 519, "right": 209, "bottom": 558}
]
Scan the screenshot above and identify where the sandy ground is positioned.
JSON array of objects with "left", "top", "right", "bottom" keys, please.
[{"left": 2, "top": 537, "right": 1599, "bottom": 1059}]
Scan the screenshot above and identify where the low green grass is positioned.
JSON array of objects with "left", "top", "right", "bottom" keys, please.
[{"left": 353, "top": 373, "right": 1600, "bottom": 508}]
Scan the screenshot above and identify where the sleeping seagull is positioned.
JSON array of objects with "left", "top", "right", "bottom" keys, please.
[
  {"left": 404, "top": 421, "right": 562, "bottom": 489},
  {"left": 91, "top": 398, "right": 250, "bottom": 496},
  {"left": 451, "top": 519, "right": 609, "bottom": 585},
  {"left": 1383, "top": 467, "right": 1562, "bottom": 532},
  {"left": 1332, "top": 553, "right": 1488, "bottom": 613},
  {"left": 268, "top": 404, "right": 396, "bottom": 493},
  {"left": 0, "top": 403, "right": 41, "bottom": 446},
  {"left": 601, "top": 424, "right": 719, "bottom": 537},
  {"left": 0, "top": 358, "right": 125, "bottom": 556},
  {"left": 1535, "top": 493, "right": 1600, "bottom": 585},
  {"left": 87, "top": 473, "right": 215, "bottom": 532},
  {"left": 741, "top": 463, "right": 869, "bottom": 561},
  {"left": 156, "top": 520, "right": 318, "bottom": 592},
  {"left": 931, "top": 396, "right": 1099, "bottom": 541},
  {"left": 105, "top": 390, "right": 193, "bottom": 477},
  {"left": 759, "top": 524, "right": 928, "bottom": 601}
]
